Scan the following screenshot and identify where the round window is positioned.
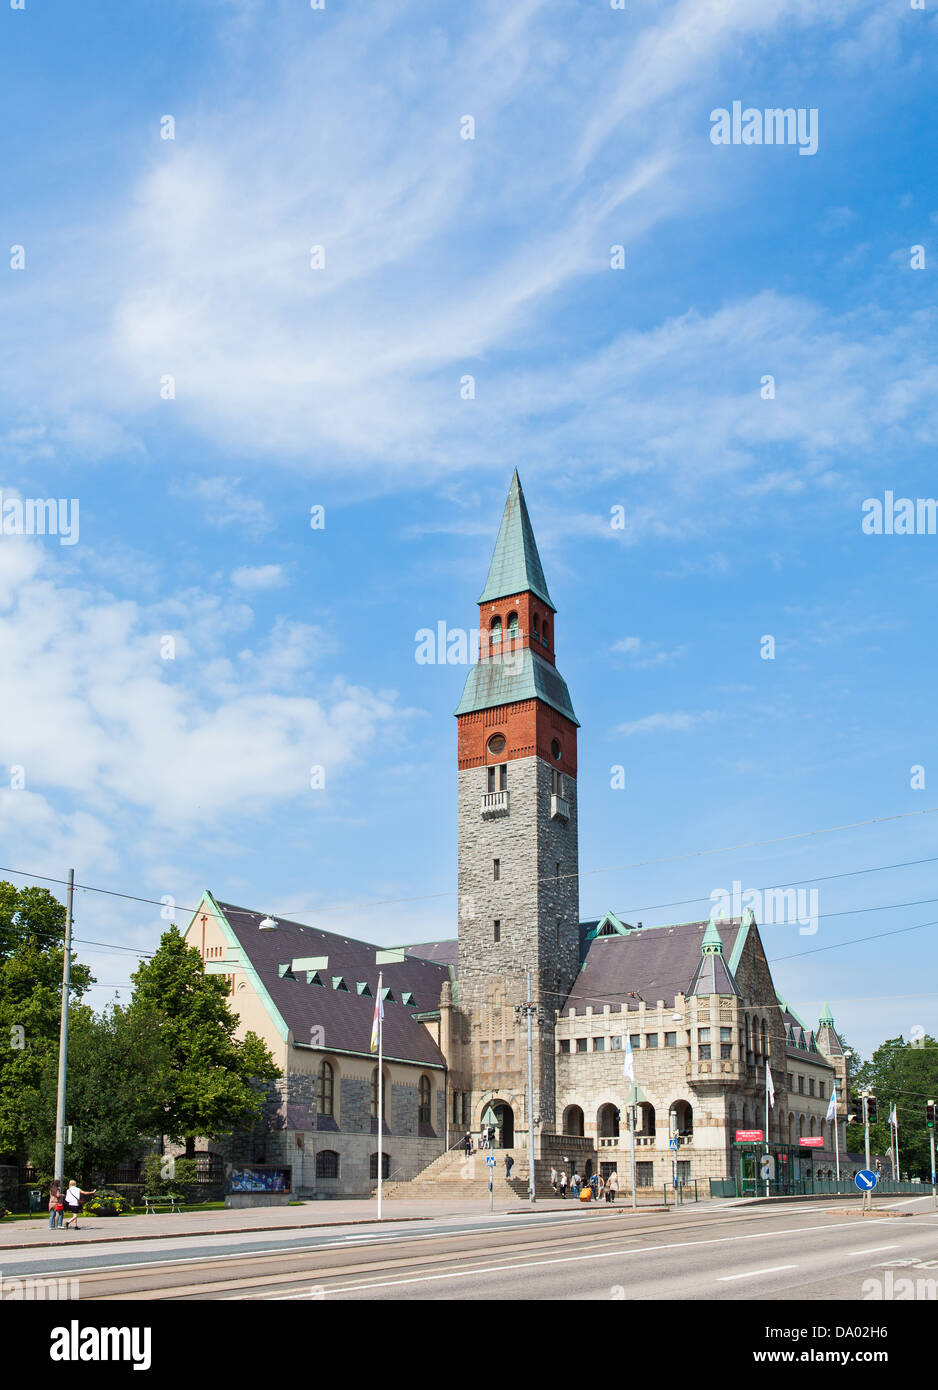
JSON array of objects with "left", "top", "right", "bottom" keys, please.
[
  {"left": 551, "top": 739, "right": 562, "bottom": 761},
  {"left": 488, "top": 734, "right": 507, "bottom": 755}
]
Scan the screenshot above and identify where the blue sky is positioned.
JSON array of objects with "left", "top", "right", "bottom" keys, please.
[{"left": 1, "top": 0, "right": 936, "bottom": 1056}]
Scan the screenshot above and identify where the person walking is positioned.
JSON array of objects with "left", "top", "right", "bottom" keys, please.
[
  {"left": 571, "top": 1170, "right": 581, "bottom": 1199},
  {"left": 606, "top": 1170, "right": 619, "bottom": 1204},
  {"left": 550, "top": 1167, "right": 558, "bottom": 1195},
  {"left": 48, "top": 1180, "right": 64, "bottom": 1230},
  {"left": 480, "top": 1126, "right": 489, "bottom": 1150},
  {"left": 591, "top": 1173, "right": 603, "bottom": 1203},
  {"left": 63, "top": 1179, "right": 95, "bottom": 1231},
  {"left": 559, "top": 1171, "right": 567, "bottom": 1199},
  {"left": 504, "top": 1154, "right": 514, "bottom": 1180},
  {"left": 464, "top": 1130, "right": 473, "bottom": 1157}
]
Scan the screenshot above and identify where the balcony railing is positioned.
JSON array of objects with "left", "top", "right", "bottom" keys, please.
[{"left": 481, "top": 791, "right": 510, "bottom": 818}]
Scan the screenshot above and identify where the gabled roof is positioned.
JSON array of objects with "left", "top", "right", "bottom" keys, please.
[
  {"left": 212, "top": 899, "right": 449, "bottom": 1068},
  {"left": 563, "top": 917, "right": 748, "bottom": 1013},
  {"left": 454, "top": 645, "right": 579, "bottom": 723},
  {"left": 478, "top": 470, "right": 555, "bottom": 611}
]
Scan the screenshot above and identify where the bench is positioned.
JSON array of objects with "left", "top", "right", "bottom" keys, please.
[{"left": 142, "top": 1195, "right": 184, "bottom": 1214}]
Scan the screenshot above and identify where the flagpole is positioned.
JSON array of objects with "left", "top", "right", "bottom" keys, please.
[
  {"left": 894, "top": 1112, "right": 900, "bottom": 1185},
  {"left": 833, "top": 1086, "right": 841, "bottom": 1182},
  {"left": 764, "top": 1067, "right": 770, "bottom": 1198},
  {"left": 377, "top": 972, "right": 383, "bottom": 1220}
]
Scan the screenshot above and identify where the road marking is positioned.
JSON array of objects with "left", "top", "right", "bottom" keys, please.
[
  {"left": 850, "top": 1245, "right": 898, "bottom": 1256},
  {"left": 237, "top": 1217, "right": 908, "bottom": 1299},
  {"left": 717, "top": 1265, "right": 796, "bottom": 1281}
]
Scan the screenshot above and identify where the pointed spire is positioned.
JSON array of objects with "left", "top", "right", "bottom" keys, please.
[
  {"left": 701, "top": 918, "right": 724, "bottom": 954},
  {"left": 478, "top": 470, "right": 555, "bottom": 611},
  {"left": 819, "top": 1002, "right": 834, "bottom": 1025}
]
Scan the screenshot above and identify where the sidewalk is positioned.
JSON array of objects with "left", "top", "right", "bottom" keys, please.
[{"left": 0, "top": 1195, "right": 668, "bottom": 1250}]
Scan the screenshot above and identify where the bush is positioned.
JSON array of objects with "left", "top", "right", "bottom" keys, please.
[
  {"left": 142, "top": 1155, "right": 197, "bottom": 1198},
  {"left": 86, "top": 1189, "right": 129, "bottom": 1217},
  {"left": 0, "top": 1206, "right": 9, "bottom": 1220}
]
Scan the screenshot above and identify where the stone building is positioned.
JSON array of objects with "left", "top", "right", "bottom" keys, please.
[{"left": 184, "top": 472, "right": 851, "bottom": 1197}]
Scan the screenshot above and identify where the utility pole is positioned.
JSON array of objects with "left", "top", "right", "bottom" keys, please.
[
  {"left": 514, "top": 974, "right": 539, "bottom": 1204},
  {"left": 861, "top": 1091, "right": 872, "bottom": 1171},
  {"left": 53, "top": 869, "right": 75, "bottom": 1188},
  {"left": 927, "top": 1101, "right": 936, "bottom": 1206},
  {"left": 629, "top": 1099, "right": 637, "bottom": 1209}
]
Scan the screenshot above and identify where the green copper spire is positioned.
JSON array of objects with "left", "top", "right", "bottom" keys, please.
[
  {"left": 819, "top": 1003, "right": 834, "bottom": 1025},
  {"left": 701, "top": 918, "right": 724, "bottom": 954},
  {"left": 478, "top": 470, "right": 555, "bottom": 611}
]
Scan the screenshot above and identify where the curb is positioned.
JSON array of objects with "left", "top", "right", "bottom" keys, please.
[{"left": 0, "top": 1213, "right": 433, "bottom": 1252}]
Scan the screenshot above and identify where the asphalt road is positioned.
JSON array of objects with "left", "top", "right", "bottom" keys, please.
[{"left": 6, "top": 1196, "right": 937, "bottom": 1301}]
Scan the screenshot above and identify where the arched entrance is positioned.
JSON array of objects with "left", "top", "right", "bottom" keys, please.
[{"left": 481, "top": 1099, "right": 514, "bottom": 1148}]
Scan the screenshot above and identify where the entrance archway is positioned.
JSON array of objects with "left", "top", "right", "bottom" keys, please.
[{"left": 481, "top": 1099, "right": 514, "bottom": 1148}]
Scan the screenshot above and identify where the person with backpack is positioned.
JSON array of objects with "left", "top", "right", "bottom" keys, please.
[
  {"left": 504, "top": 1154, "right": 514, "bottom": 1180},
  {"left": 558, "top": 1170, "right": 567, "bottom": 1199},
  {"left": 571, "top": 1170, "right": 581, "bottom": 1199},
  {"left": 606, "top": 1170, "right": 619, "bottom": 1203}
]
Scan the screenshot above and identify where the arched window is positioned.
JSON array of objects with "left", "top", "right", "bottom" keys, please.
[
  {"left": 507, "top": 611, "right": 518, "bottom": 638},
  {"left": 371, "top": 1067, "right": 387, "bottom": 1121},
  {"left": 670, "top": 1100, "right": 693, "bottom": 1136},
  {"left": 418, "top": 1075, "right": 432, "bottom": 1125},
  {"left": 542, "top": 621, "right": 550, "bottom": 647},
  {"left": 809, "top": 1115, "right": 816, "bottom": 1137},
  {"left": 452, "top": 1090, "right": 460, "bottom": 1123},
  {"left": 533, "top": 614, "right": 540, "bottom": 641},
  {"left": 788, "top": 1112, "right": 795, "bottom": 1144},
  {"left": 760, "top": 1020, "right": 768, "bottom": 1057},
  {"left": 370, "top": 1152, "right": 391, "bottom": 1180},
  {"left": 489, "top": 616, "right": 502, "bottom": 646},
  {"left": 798, "top": 1113, "right": 805, "bottom": 1139},
  {"left": 597, "top": 1103, "right": 619, "bottom": 1138},
  {"left": 318, "top": 1060, "right": 334, "bottom": 1117},
  {"left": 637, "top": 1102, "right": 656, "bottom": 1136},
  {"left": 315, "top": 1150, "right": 339, "bottom": 1179},
  {"left": 562, "top": 1105, "right": 585, "bottom": 1136}
]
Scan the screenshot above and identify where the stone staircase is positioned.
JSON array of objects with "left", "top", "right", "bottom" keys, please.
[{"left": 382, "top": 1146, "right": 559, "bottom": 1200}]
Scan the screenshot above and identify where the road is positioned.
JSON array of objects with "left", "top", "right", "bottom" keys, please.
[{"left": 6, "top": 1196, "right": 937, "bottom": 1301}]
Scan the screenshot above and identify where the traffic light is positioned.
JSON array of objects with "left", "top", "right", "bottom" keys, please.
[
  {"left": 927, "top": 1100, "right": 936, "bottom": 1130},
  {"left": 866, "top": 1095, "right": 877, "bottom": 1123}
]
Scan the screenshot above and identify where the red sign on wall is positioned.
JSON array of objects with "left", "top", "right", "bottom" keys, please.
[
  {"left": 798, "top": 1136, "right": 824, "bottom": 1148},
  {"left": 735, "top": 1129, "right": 764, "bottom": 1142}
]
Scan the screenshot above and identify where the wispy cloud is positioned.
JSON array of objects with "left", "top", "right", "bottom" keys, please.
[{"left": 615, "top": 711, "right": 716, "bottom": 736}]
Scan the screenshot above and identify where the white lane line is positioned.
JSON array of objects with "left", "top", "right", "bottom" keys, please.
[
  {"left": 850, "top": 1245, "right": 898, "bottom": 1256},
  {"left": 717, "top": 1265, "right": 796, "bottom": 1282},
  {"left": 232, "top": 1216, "right": 905, "bottom": 1299}
]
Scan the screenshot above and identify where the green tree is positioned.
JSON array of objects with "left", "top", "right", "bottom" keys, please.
[
  {"left": 129, "top": 926, "right": 280, "bottom": 1155},
  {"left": 0, "top": 882, "right": 93, "bottom": 1158},
  {"left": 850, "top": 1034, "right": 938, "bottom": 1178},
  {"left": 29, "top": 1002, "right": 170, "bottom": 1183}
]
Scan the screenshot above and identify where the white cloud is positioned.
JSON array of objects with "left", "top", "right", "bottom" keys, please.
[
  {"left": 616, "top": 711, "right": 716, "bottom": 736},
  {"left": 231, "top": 563, "right": 286, "bottom": 590}
]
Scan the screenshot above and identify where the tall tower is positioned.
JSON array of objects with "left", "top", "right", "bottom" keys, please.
[{"left": 454, "top": 471, "right": 580, "bottom": 1135}]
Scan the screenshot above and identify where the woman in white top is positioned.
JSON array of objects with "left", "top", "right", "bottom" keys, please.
[{"left": 63, "top": 1179, "right": 96, "bottom": 1230}]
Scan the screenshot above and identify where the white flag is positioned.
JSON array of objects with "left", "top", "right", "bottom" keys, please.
[
  {"left": 622, "top": 1035, "right": 634, "bottom": 1084},
  {"left": 765, "top": 1063, "right": 775, "bottom": 1108},
  {"left": 888, "top": 1104, "right": 898, "bottom": 1128},
  {"left": 825, "top": 1086, "right": 837, "bottom": 1123}
]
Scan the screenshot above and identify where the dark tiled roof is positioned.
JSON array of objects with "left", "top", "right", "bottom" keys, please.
[
  {"left": 216, "top": 900, "right": 448, "bottom": 1068},
  {"left": 404, "top": 940, "right": 459, "bottom": 969},
  {"left": 563, "top": 919, "right": 743, "bottom": 1013}
]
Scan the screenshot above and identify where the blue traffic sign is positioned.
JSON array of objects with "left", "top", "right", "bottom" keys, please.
[
  {"left": 485, "top": 1156, "right": 496, "bottom": 1167},
  {"left": 855, "top": 1169, "right": 879, "bottom": 1191},
  {"left": 669, "top": 1139, "right": 678, "bottom": 1150}
]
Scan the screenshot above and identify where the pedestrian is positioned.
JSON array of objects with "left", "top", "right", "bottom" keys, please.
[
  {"left": 606, "top": 1171, "right": 618, "bottom": 1204},
  {"left": 591, "top": 1173, "right": 602, "bottom": 1203},
  {"left": 559, "top": 1171, "right": 567, "bottom": 1199},
  {"left": 481, "top": 1127, "right": 489, "bottom": 1150},
  {"left": 488, "top": 1124, "right": 496, "bottom": 1150},
  {"left": 63, "top": 1179, "right": 95, "bottom": 1231},
  {"left": 550, "top": 1167, "right": 558, "bottom": 1195},
  {"left": 48, "top": 1180, "right": 64, "bottom": 1230},
  {"left": 571, "top": 1170, "right": 581, "bottom": 1199},
  {"left": 505, "top": 1154, "right": 514, "bottom": 1180},
  {"left": 464, "top": 1130, "right": 472, "bottom": 1157}
]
